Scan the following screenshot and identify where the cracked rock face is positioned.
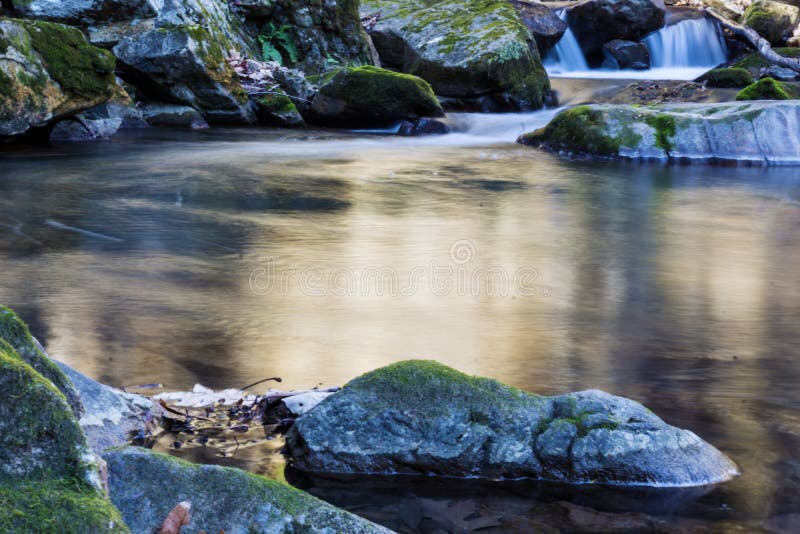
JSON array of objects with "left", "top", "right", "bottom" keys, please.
[{"left": 286, "top": 360, "right": 738, "bottom": 487}]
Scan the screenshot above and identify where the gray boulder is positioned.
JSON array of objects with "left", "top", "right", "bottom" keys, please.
[
  {"left": 50, "top": 117, "right": 122, "bottom": 141},
  {"left": 567, "top": 0, "right": 665, "bottom": 56},
  {"left": 287, "top": 360, "right": 738, "bottom": 487},
  {"left": 113, "top": 26, "right": 256, "bottom": 124},
  {"left": 509, "top": 0, "right": 568, "bottom": 55},
  {"left": 0, "top": 19, "right": 117, "bottom": 138},
  {"left": 518, "top": 102, "right": 800, "bottom": 164},
  {"left": 741, "top": 0, "right": 800, "bottom": 45},
  {"left": 11, "top": 0, "right": 159, "bottom": 24},
  {"left": 55, "top": 361, "right": 158, "bottom": 454},
  {"left": 362, "top": 0, "right": 550, "bottom": 111},
  {"left": 602, "top": 39, "right": 651, "bottom": 70},
  {"left": 140, "top": 102, "right": 209, "bottom": 128},
  {"left": 104, "top": 446, "right": 392, "bottom": 533}
]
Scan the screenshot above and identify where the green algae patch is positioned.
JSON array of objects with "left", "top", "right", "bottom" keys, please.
[
  {"left": 20, "top": 20, "right": 115, "bottom": 101},
  {"left": 0, "top": 480, "right": 128, "bottom": 534},
  {"left": 104, "top": 447, "right": 388, "bottom": 533},
  {"left": 697, "top": 68, "right": 754, "bottom": 88},
  {"left": 310, "top": 65, "right": 444, "bottom": 127},
  {"left": 518, "top": 105, "right": 620, "bottom": 157},
  {"left": 736, "top": 77, "right": 798, "bottom": 100},
  {"left": 644, "top": 114, "right": 676, "bottom": 152},
  {"left": 345, "top": 359, "right": 536, "bottom": 415},
  {"left": 0, "top": 305, "right": 82, "bottom": 415}
]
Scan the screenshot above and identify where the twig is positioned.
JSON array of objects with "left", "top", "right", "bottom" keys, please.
[{"left": 239, "top": 377, "right": 282, "bottom": 391}]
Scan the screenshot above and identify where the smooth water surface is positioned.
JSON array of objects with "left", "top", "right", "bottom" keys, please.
[{"left": 1, "top": 117, "right": 799, "bottom": 531}]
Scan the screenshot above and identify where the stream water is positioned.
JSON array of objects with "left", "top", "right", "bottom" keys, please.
[{"left": 1, "top": 115, "right": 799, "bottom": 531}]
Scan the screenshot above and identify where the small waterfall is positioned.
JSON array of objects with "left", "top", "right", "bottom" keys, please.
[
  {"left": 643, "top": 18, "right": 727, "bottom": 68},
  {"left": 543, "top": 11, "right": 589, "bottom": 74}
]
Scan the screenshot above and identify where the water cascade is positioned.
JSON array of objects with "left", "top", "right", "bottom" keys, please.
[
  {"left": 543, "top": 11, "right": 589, "bottom": 73},
  {"left": 544, "top": 15, "right": 728, "bottom": 80},
  {"left": 643, "top": 18, "right": 728, "bottom": 69}
]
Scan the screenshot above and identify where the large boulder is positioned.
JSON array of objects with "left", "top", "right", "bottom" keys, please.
[
  {"left": 113, "top": 25, "right": 255, "bottom": 123},
  {"left": 104, "top": 447, "right": 392, "bottom": 533},
  {"left": 286, "top": 360, "right": 738, "bottom": 487},
  {"left": 264, "top": 0, "right": 373, "bottom": 74},
  {"left": 362, "top": 0, "right": 550, "bottom": 111},
  {"left": 736, "top": 76, "right": 799, "bottom": 99},
  {"left": 0, "top": 339, "right": 127, "bottom": 532},
  {"left": 741, "top": 0, "right": 800, "bottom": 45},
  {"left": 567, "top": 0, "right": 665, "bottom": 56},
  {"left": 308, "top": 65, "right": 444, "bottom": 128},
  {"left": 10, "top": 0, "right": 159, "bottom": 24},
  {"left": 0, "top": 19, "right": 117, "bottom": 137},
  {"left": 509, "top": 0, "right": 568, "bottom": 55},
  {"left": 518, "top": 102, "right": 800, "bottom": 164}
]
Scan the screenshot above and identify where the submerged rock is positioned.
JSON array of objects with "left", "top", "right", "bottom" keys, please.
[
  {"left": 309, "top": 65, "right": 444, "bottom": 128},
  {"left": 0, "top": 19, "right": 117, "bottom": 137},
  {"left": 286, "top": 360, "right": 738, "bottom": 487},
  {"left": 104, "top": 446, "right": 392, "bottom": 533},
  {"left": 518, "top": 102, "right": 800, "bottom": 164},
  {"left": 0, "top": 339, "right": 126, "bottom": 532},
  {"left": 362, "top": 0, "right": 550, "bottom": 111},
  {"left": 567, "top": 0, "right": 665, "bottom": 56},
  {"left": 140, "top": 102, "right": 209, "bottom": 129}
]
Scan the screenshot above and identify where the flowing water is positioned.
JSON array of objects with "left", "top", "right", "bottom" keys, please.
[
  {"left": 1, "top": 116, "right": 799, "bottom": 532},
  {"left": 545, "top": 16, "right": 728, "bottom": 80}
]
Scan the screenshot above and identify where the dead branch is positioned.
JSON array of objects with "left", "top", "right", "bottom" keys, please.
[{"left": 706, "top": 8, "right": 800, "bottom": 73}]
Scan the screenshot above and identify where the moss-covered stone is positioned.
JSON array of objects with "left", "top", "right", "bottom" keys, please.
[
  {"left": 0, "top": 480, "right": 128, "bottom": 534},
  {"left": 363, "top": 0, "right": 550, "bottom": 111},
  {"left": 731, "top": 47, "right": 800, "bottom": 74},
  {"left": 697, "top": 67, "right": 755, "bottom": 88},
  {"left": 518, "top": 102, "right": 800, "bottom": 164},
  {"left": 287, "top": 360, "right": 738, "bottom": 486},
  {"left": 519, "top": 105, "right": 622, "bottom": 157},
  {"left": 736, "top": 77, "right": 799, "bottom": 100},
  {"left": 1, "top": 19, "right": 116, "bottom": 136},
  {"left": 256, "top": 91, "right": 304, "bottom": 127},
  {"left": 0, "top": 305, "right": 82, "bottom": 415},
  {"left": 104, "top": 447, "right": 390, "bottom": 533},
  {"left": 741, "top": 0, "right": 800, "bottom": 45},
  {"left": 309, "top": 65, "right": 444, "bottom": 127}
]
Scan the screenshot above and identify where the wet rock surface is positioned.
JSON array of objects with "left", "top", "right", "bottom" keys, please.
[
  {"left": 519, "top": 101, "right": 800, "bottom": 164},
  {"left": 567, "top": 0, "right": 665, "bottom": 56},
  {"left": 287, "top": 360, "right": 738, "bottom": 487}
]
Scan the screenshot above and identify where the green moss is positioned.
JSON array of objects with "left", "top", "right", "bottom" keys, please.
[
  {"left": 732, "top": 47, "right": 800, "bottom": 72},
  {"left": 644, "top": 114, "right": 676, "bottom": 152},
  {"left": 697, "top": 68, "right": 754, "bottom": 88},
  {"left": 0, "top": 70, "right": 12, "bottom": 97},
  {"left": 0, "top": 339, "right": 86, "bottom": 482},
  {"left": 19, "top": 20, "right": 114, "bottom": 101},
  {"left": 736, "top": 77, "right": 798, "bottom": 100},
  {"left": 741, "top": 1, "right": 799, "bottom": 44},
  {"left": 258, "top": 92, "right": 297, "bottom": 115},
  {"left": 345, "top": 360, "right": 540, "bottom": 416},
  {"left": 519, "top": 105, "right": 620, "bottom": 157},
  {"left": 0, "top": 479, "right": 128, "bottom": 533},
  {"left": 0, "top": 305, "right": 82, "bottom": 415}
]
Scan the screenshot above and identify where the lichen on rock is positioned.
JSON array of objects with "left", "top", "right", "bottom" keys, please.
[
  {"left": 286, "top": 360, "right": 739, "bottom": 487},
  {"left": 362, "top": 0, "right": 550, "bottom": 111}
]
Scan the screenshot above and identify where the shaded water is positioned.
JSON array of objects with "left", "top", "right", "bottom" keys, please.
[{"left": 1, "top": 119, "right": 799, "bottom": 531}]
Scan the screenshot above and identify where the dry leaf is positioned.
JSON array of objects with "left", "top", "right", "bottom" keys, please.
[{"left": 160, "top": 501, "right": 191, "bottom": 534}]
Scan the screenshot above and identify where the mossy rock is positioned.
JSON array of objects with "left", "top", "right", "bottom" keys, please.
[
  {"left": 287, "top": 360, "right": 738, "bottom": 486},
  {"left": 0, "top": 480, "right": 128, "bottom": 534},
  {"left": 518, "top": 102, "right": 800, "bottom": 163},
  {"left": 1, "top": 19, "right": 116, "bottom": 136},
  {"left": 256, "top": 91, "right": 305, "bottom": 127},
  {"left": 736, "top": 77, "right": 799, "bottom": 100},
  {"left": 104, "top": 447, "right": 390, "bottom": 533},
  {"left": 731, "top": 47, "right": 800, "bottom": 74},
  {"left": 519, "top": 105, "right": 623, "bottom": 157},
  {"left": 309, "top": 65, "right": 444, "bottom": 127},
  {"left": 362, "top": 0, "right": 550, "bottom": 111},
  {"left": 697, "top": 68, "right": 755, "bottom": 88},
  {"left": 741, "top": 0, "right": 800, "bottom": 45},
  {"left": 0, "top": 305, "right": 82, "bottom": 415}
]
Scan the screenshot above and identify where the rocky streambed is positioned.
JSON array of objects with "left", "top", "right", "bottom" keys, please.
[{"left": 1, "top": 304, "right": 740, "bottom": 532}]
